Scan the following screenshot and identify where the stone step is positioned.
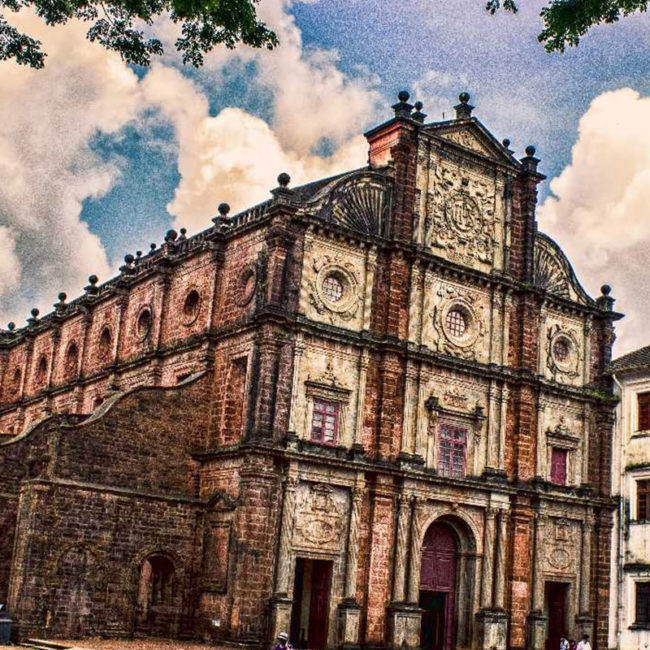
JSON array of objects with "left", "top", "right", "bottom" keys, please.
[{"left": 21, "top": 640, "right": 72, "bottom": 650}]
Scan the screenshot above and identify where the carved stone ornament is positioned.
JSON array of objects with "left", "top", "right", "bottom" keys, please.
[
  {"left": 441, "top": 129, "right": 492, "bottom": 156},
  {"left": 546, "top": 324, "right": 580, "bottom": 379},
  {"left": 426, "top": 176, "right": 496, "bottom": 266},
  {"left": 294, "top": 483, "right": 344, "bottom": 551},
  {"left": 544, "top": 518, "right": 577, "bottom": 574},
  {"left": 432, "top": 287, "right": 485, "bottom": 360},
  {"left": 442, "top": 386, "right": 469, "bottom": 410},
  {"left": 235, "top": 263, "right": 257, "bottom": 307},
  {"left": 546, "top": 416, "right": 581, "bottom": 445},
  {"left": 308, "top": 254, "right": 361, "bottom": 322}
]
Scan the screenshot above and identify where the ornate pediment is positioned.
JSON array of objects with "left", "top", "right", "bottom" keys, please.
[
  {"left": 534, "top": 234, "right": 592, "bottom": 306},
  {"left": 424, "top": 119, "right": 518, "bottom": 167}
]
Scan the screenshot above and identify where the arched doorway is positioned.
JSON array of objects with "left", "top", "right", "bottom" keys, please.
[
  {"left": 135, "top": 554, "right": 177, "bottom": 636},
  {"left": 419, "top": 522, "right": 459, "bottom": 650}
]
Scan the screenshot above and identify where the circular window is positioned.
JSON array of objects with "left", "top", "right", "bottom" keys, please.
[
  {"left": 182, "top": 290, "right": 200, "bottom": 324},
  {"left": 446, "top": 308, "right": 468, "bottom": 338},
  {"left": 236, "top": 266, "right": 257, "bottom": 306},
  {"left": 553, "top": 338, "right": 570, "bottom": 362},
  {"left": 137, "top": 308, "right": 152, "bottom": 339},
  {"left": 322, "top": 273, "right": 345, "bottom": 303}
]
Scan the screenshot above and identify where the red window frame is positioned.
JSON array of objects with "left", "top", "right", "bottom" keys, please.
[
  {"left": 638, "top": 392, "right": 650, "bottom": 431},
  {"left": 550, "top": 447, "right": 568, "bottom": 485},
  {"left": 438, "top": 423, "right": 468, "bottom": 478},
  {"left": 638, "top": 480, "right": 650, "bottom": 521},
  {"left": 636, "top": 582, "right": 650, "bottom": 626},
  {"left": 310, "top": 398, "right": 340, "bottom": 446}
]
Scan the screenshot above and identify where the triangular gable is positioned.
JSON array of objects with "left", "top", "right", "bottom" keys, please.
[{"left": 424, "top": 118, "right": 520, "bottom": 168}]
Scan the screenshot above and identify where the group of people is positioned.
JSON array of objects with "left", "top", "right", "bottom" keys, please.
[{"left": 560, "top": 634, "right": 592, "bottom": 650}]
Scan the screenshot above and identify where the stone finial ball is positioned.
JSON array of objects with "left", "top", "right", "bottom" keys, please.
[
  {"left": 525, "top": 145, "right": 536, "bottom": 157},
  {"left": 414, "top": 101, "right": 423, "bottom": 111},
  {"left": 459, "top": 92, "right": 471, "bottom": 104},
  {"left": 31, "top": 308, "right": 39, "bottom": 317},
  {"left": 218, "top": 202, "right": 231, "bottom": 216},
  {"left": 7, "top": 322, "right": 15, "bottom": 331},
  {"left": 88, "top": 275, "right": 98, "bottom": 285},
  {"left": 150, "top": 243, "right": 157, "bottom": 251},
  {"left": 397, "top": 90, "right": 410, "bottom": 102},
  {"left": 180, "top": 228, "right": 187, "bottom": 236},
  {"left": 136, "top": 250, "right": 142, "bottom": 258},
  {"left": 502, "top": 138, "right": 511, "bottom": 148},
  {"left": 277, "top": 172, "right": 291, "bottom": 188},
  {"left": 165, "top": 229, "right": 178, "bottom": 242},
  {"left": 601, "top": 284, "right": 612, "bottom": 296},
  {"left": 124, "top": 253, "right": 135, "bottom": 264},
  {"left": 57, "top": 292, "right": 67, "bottom": 302}
]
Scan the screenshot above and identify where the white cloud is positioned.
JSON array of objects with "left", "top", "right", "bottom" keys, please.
[
  {"left": 0, "top": 10, "right": 143, "bottom": 326},
  {"left": 538, "top": 88, "right": 650, "bottom": 355}
]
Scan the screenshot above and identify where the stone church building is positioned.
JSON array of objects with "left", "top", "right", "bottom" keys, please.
[{"left": 0, "top": 92, "right": 621, "bottom": 650}]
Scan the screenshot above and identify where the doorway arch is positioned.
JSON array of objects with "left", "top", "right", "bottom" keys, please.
[
  {"left": 419, "top": 516, "right": 477, "bottom": 650},
  {"left": 135, "top": 553, "right": 178, "bottom": 637}
]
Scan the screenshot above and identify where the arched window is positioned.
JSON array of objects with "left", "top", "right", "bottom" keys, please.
[
  {"left": 64, "top": 342, "right": 79, "bottom": 379},
  {"left": 99, "top": 327, "right": 112, "bottom": 363},
  {"left": 182, "top": 290, "right": 200, "bottom": 324},
  {"left": 35, "top": 355, "right": 48, "bottom": 386},
  {"left": 136, "top": 554, "right": 177, "bottom": 635},
  {"left": 137, "top": 308, "right": 152, "bottom": 339}
]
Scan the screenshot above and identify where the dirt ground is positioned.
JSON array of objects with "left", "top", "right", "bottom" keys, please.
[{"left": 0, "top": 640, "right": 224, "bottom": 649}]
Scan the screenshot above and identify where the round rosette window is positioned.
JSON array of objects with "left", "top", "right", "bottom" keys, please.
[
  {"left": 551, "top": 333, "right": 574, "bottom": 370},
  {"left": 441, "top": 301, "right": 478, "bottom": 347},
  {"left": 317, "top": 266, "right": 358, "bottom": 313}
]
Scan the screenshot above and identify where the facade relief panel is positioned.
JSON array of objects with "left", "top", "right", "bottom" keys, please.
[
  {"left": 539, "top": 309, "right": 587, "bottom": 387},
  {"left": 416, "top": 152, "right": 507, "bottom": 274}
]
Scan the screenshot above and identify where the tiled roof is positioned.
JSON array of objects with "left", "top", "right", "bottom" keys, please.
[{"left": 610, "top": 345, "right": 650, "bottom": 373}]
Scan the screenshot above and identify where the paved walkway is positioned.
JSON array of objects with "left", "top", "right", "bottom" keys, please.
[{"left": 0, "top": 640, "right": 222, "bottom": 649}]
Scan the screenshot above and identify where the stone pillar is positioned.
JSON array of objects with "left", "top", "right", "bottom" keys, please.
[
  {"left": 286, "top": 335, "right": 305, "bottom": 439},
  {"left": 353, "top": 349, "right": 369, "bottom": 454},
  {"left": 362, "top": 249, "right": 377, "bottom": 332},
  {"left": 414, "top": 368, "right": 430, "bottom": 460},
  {"left": 485, "top": 382, "right": 500, "bottom": 472},
  {"left": 579, "top": 518, "right": 593, "bottom": 616},
  {"left": 393, "top": 494, "right": 411, "bottom": 602},
  {"left": 400, "top": 364, "right": 419, "bottom": 462},
  {"left": 481, "top": 509, "right": 496, "bottom": 608},
  {"left": 407, "top": 499, "right": 425, "bottom": 604},
  {"left": 498, "top": 385, "right": 509, "bottom": 472},
  {"left": 494, "top": 510, "right": 508, "bottom": 609},
  {"left": 271, "top": 476, "right": 298, "bottom": 642},
  {"left": 529, "top": 513, "right": 548, "bottom": 650},
  {"left": 536, "top": 401, "right": 547, "bottom": 479},
  {"left": 339, "top": 479, "right": 365, "bottom": 648},
  {"left": 390, "top": 495, "right": 422, "bottom": 649}
]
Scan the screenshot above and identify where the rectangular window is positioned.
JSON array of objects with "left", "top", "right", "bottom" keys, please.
[
  {"left": 636, "top": 582, "right": 650, "bottom": 625},
  {"left": 550, "top": 448, "right": 568, "bottom": 485},
  {"left": 438, "top": 424, "right": 467, "bottom": 478},
  {"left": 638, "top": 392, "right": 650, "bottom": 431},
  {"left": 638, "top": 480, "right": 650, "bottom": 521},
  {"left": 311, "top": 398, "right": 340, "bottom": 445}
]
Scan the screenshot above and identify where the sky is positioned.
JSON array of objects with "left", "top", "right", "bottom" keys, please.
[{"left": 1, "top": 0, "right": 650, "bottom": 356}]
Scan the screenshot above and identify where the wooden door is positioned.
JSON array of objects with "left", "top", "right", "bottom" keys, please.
[
  {"left": 308, "top": 560, "right": 332, "bottom": 650},
  {"left": 420, "top": 523, "right": 458, "bottom": 650},
  {"left": 545, "top": 582, "right": 569, "bottom": 650}
]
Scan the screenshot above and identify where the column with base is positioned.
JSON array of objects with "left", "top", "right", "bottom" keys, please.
[
  {"left": 478, "top": 508, "right": 509, "bottom": 650},
  {"left": 270, "top": 475, "right": 298, "bottom": 643},
  {"left": 338, "top": 478, "right": 365, "bottom": 649},
  {"left": 575, "top": 517, "right": 594, "bottom": 640},
  {"left": 528, "top": 513, "right": 548, "bottom": 650},
  {"left": 389, "top": 494, "right": 421, "bottom": 649}
]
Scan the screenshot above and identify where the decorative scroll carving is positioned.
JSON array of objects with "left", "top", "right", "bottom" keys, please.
[
  {"left": 439, "top": 128, "right": 491, "bottom": 156},
  {"left": 311, "top": 173, "right": 391, "bottom": 237},
  {"left": 534, "top": 233, "right": 592, "bottom": 305}
]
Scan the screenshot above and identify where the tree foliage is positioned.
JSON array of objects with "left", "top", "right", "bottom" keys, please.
[
  {"left": 0, "top": 0, "right": 277, "bottom": 68},
  {"left": 486, "top": 0, "right": 650, "bottom": 51}
]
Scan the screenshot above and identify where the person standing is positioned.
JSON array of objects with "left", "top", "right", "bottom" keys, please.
[
  {"left": 274, "top": 631, "right": 293, "bottom": 650},
  {"left": 559, "top": 636, "right": 570, "bottom": 650},
  {"left": 576, "top": 634, "right": 592, "bottom": 650}
]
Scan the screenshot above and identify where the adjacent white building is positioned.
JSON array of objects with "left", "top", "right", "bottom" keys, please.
[{"left": 610, "top": 346, "right": 650, "bottom": 650}]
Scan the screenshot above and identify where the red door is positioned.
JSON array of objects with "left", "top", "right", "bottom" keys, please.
[
  {"left": 308, "top": 560, "right": 332, "bottom": 650},
  {"left": 545, "top": 583, "right": 569, "bottom": 650},
  {"left": 420, "top": 523, "right": 458, "bottom": 650}
]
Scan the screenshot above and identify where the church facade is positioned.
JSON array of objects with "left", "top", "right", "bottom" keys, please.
[{"left": 0, "top": 92, "right": 620, "bottom": 650}]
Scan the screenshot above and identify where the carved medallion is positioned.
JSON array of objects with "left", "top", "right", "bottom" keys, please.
[
  {"left": 294, "top": 484, "right": 345, "bottom": 551},
  {"left": 307, "top": 253, "right": 361, "bottom": 323}
]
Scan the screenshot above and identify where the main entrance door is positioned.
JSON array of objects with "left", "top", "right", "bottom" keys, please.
[
  {"left": 420, "top": 522, "right": 458, "bottom": 650},
  {"left": 290, "top": 558, "right": 333, "bottom": 650},
  {"left": 545, "top": 582, "right": 569, "bottom": 650}
]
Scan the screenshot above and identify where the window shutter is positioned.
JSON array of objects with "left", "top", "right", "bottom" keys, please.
[
  {"left": 550, "top": 448, "right": 568, "bottom": 485},
  {"left": 638, "top": 393, "right": 650, "bottom": 431},
  {"left": 636, "top": 582, "right": 650, "bottom": 624},
  {"left": 638, "top": 480, "right": 650, "bottom": 521}
]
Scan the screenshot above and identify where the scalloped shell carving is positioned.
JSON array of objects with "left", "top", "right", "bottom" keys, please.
[{"left": 534, "top": 241, "right": 570, "bottom": 299}]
